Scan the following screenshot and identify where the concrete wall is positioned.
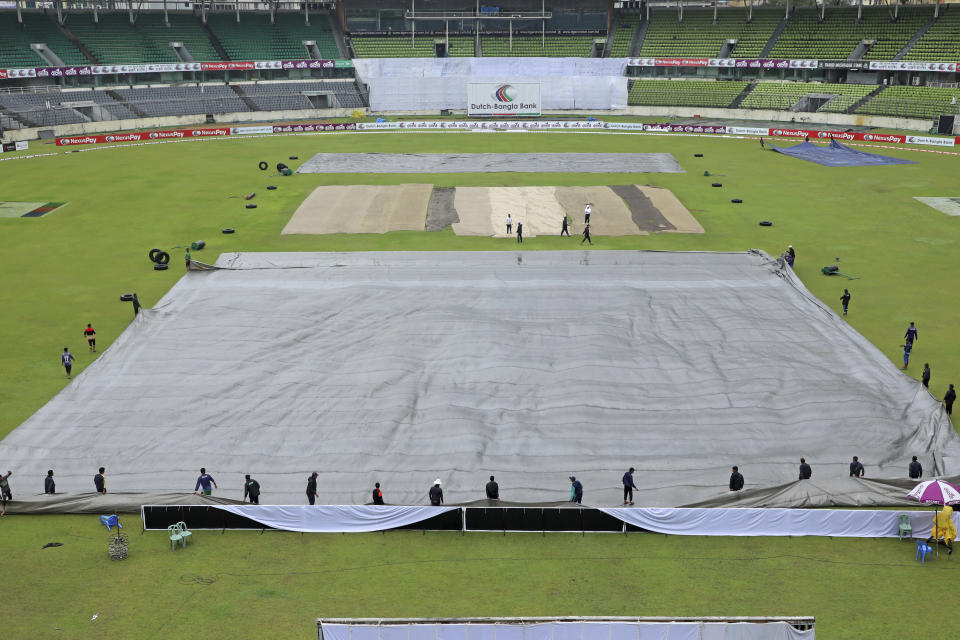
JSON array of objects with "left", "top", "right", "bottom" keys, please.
[{"left": 1, "top": 108, "right": 362, "bottom": 143}]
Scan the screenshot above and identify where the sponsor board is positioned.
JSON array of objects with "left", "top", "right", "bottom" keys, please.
[
  {"left": 468, "top": 83, "right": 542, "bottom": 117},
  {"left": 271, "top": 123, "right": 358, "bottom": 133},
  {"left": 231, "top": 126, "right": 275, "bottom": 135},
  {"left": 55, "top": 127, "right": 231, "bottom": 146},
  {"left": 728, "top": 126, "right": 770, "bottom": 136},
  {"left": 357, "top": 120, "right": 603, "bottom": 130},
  {"left": 905, "top": 135, "right": 955, "bottom": 147},
  {"left": 643, "top": 124, "right": 728, "bottom": 134},
  {"left": 627, "top": 57, "right": 817, "bottom": 69},
  {"left": 3, "top": 59, "right": 347, "bottom": 78},
  {"left": 868, "top": 61, "right": 957, "bottom": 73}
]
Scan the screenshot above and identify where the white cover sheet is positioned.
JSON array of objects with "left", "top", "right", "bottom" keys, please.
[
  {"left": 216, "top": 505, "right": 455, "bottom": 532},
  {"left": 601, "top": 507, "right": 955, "bottom": 538}
]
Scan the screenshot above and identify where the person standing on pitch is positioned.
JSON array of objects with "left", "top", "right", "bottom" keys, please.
[
  {"left": 61, "top": 347, "right": 74, "bottom": 378},
  {"left": 561, "top": 215, "right": 571, "bottom": 237},
  {"left": 45, "top": 470, "right": 56, "bottom": 494},
  {"left": 505, "top": 214, "right": 513, "bottom": 236},
  {"left": 194, "top": 467, "right": 217, "bottom": 495},
  {"left": 840, "top": 289, "right": 851, "bottom": 316},
  {"left": 849, "top": 456, "right": 865, "bottom": 477},
  {"left": 0, "top": 471, "right": 9, "bottom": 516},
  {"left": 485, "top": 475, "right": 499, "bottom": 500},
  {"left": 242, "top": 474, "right": 260, "bottom": 504},
  {"left": 909, "top": 456, "right": 923, "bottom": 480},
  {"left": 429, "top": 479, "right": 444, "bottom": 506},
  {"left": 580, "top": 224, "right": 592, "bottom": 246},
  {"left": 568, "top": 476, "right": 583, "bottom": 504},
  {"left": 94, "top": 467, "right": 107, "bottom": 494},
  {"left": 799, "top": 458, "right": 812, "bottom": 480},
  {"left": 372, "top": 482, "right": 384, "bottom": 505},
  {"left": 945, "top": 384, "right": 956, "bottom": 416},
  {"left": 83, "top": 324, "right": 96, "bottom": 352},
  {"left": 306, "top": 472, "right": 319, "bottom": 505},
  {"left": 622, "top": 467, "right": 638, "bottom": 505},
  {"left": 922, "top": 363, "right": 931, "bottom": 388},
  {"left": 516, "top": 221, "right": 523, "bottom": 244},
  {"left": 901, "top": 342, "right": 913, "bottom": 370},
  {"left": 583, "top": 203, "right": 592, "bottom": 225},
  {"left": 905, "top": 322, "right": 918, "bottom": 345},
  {"left": 729, "top": 466, "right": 744, "bottom": 492},
  {"left": 185, "top": 247, "right": 192, "bottom": 269}
]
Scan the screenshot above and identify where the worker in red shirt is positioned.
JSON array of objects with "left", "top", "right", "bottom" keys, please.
[{"left": 83, "top": 324, "right": 96, "bottom": 352}]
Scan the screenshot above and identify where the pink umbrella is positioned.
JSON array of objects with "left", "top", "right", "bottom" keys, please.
[
  {"left": 907, "top": 479, "right": 960, "bottom": 554},
  {"left": 907, "top": 479, "right": 960, "bottom": 505}
]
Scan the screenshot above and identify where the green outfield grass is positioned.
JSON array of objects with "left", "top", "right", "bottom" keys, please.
[
  {"left": 2, "top": 516, "right": 951, "bottom": 640},
  {"left": 0, "top": 130, "right": 957, "bottom": 638}
]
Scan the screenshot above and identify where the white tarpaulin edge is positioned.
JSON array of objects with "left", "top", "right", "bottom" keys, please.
[
  {"left": 206, "top": 505, "right": 952, "bottom": 537},
  {"left": 214, "top": 505, "right": 456, "bottom": 532},
  {"left": 320, "top": 621, "right": 813, "bottom": 640},
  {"left": 600, "top": 507, "right": 958, "bottom": 538}
]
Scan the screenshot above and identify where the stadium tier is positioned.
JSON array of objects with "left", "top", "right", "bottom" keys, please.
[
  {"left": 480, "top": 35, "right": 598, "bottom": 57},
  {"left": 351, "top": 35, "right": 474, "bottom": 58},
  {"left": 62, "top": 12, "right": 221, "bottom": 64},
  {"left": 609, "top": 14, "right": 638, "bottom": 57},
  {"left": 904, "top": 8, "right": 960, "bottom": 61},
  {"left": 769, "top": 7, "right": 930, "bottom": 60},
  {"left": 235, "top": 80, "right": 365, "bottom": 110},
  {"left": 740, "top": 81, "right": 874, "bottom": 113},
  {"left": 0, "top": 11, "right": 87, "bottom": 67},
  {"left": 639, "top": 9, "right": 782, "bottom": 59},
  {"left": 205, "top": 12, "right": 339, "bottom": 61},
  {"left": 855, "top": 85, "right": 960, "bottom": 119},
  {"left": 628, "top": 79, "right": 749, "bottom": 108}
]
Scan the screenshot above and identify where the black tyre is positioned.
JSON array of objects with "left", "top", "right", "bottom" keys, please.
[
  {"left": 154, "top": 263, "right": 169, "bottom": 271},
  {"left": 266, "top": 185, "right": 277, "bottom": 190},
  {"left": 120, "top": 294, "right": 135, "bottom": 302},
  {"left": 712, "top": 183, "right": 722, "bottom": 187},
  {"left": 222, "top": 228, "right": 235, "bottom": 234},
  {"left": 246, "top": 203, "right": 257, "bottom": 209},
  {"left": 149, "top": 247, "right": 162, "bottom": 262},
  {"left": 289, "top": 156, "right": 298, "bottom": 160},
  {"left": 155, "top": 251, "right": 170, "bottom": 264},
  {"left": 276, "top": 162, "right": 288, "bottom": 173},
  {"left": 731, "top": 198, "right": 743, "bottom": 203},
  {"left": 694, "top": 153, "right": 703, "bottom": 157},
  {"left": 759, "top": 221, "right": 773, "bottom": 226},
  {"left": 258, "top": 161, "right": 268, "bottom": 170}
]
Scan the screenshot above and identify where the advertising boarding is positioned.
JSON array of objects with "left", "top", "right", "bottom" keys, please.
[{"left": 468, "top": 83, "right": 541, "bottom": 117}]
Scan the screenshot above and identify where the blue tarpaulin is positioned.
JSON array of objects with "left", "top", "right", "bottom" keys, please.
[{"left": 769, "top": 139, "right": 915, "bottom": 167}]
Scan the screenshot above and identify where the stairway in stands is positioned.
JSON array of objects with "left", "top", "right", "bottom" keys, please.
[{"left": 760, "top": 12, "right": 790, "bottom": 58}]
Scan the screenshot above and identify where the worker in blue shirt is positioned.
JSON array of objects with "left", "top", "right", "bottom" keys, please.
[
  {"left": 905, "top": 322, "right": 918, "bottom": 345},
  {"left": 569, "top": 476, "right": 583, "bottom": 504},
  {"left": 194, "top": 467, "right": 218, "bottom": 495}
]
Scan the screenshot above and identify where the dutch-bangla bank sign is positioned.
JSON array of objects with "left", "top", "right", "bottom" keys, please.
[{"left": 468, "top": 82, "right": 541, "bottom": 117}]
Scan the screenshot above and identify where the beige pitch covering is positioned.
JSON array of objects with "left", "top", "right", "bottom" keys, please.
[
  {"left": 637, "top": 185, "right": 705, "bottom": 234},
  {"left": 282, "top": 184, "right": 432, "bottom": 235}
]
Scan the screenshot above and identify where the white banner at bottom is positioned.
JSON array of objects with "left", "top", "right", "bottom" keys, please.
[
  {"left": 600, "top": 508, "right": 953, "bottom": 538},
  {"left": 214, "top": 504, "right": 456, "bottom": 532}
]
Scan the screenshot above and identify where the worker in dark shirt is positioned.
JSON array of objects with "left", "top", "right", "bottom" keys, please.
[
  {"left": 922, "top": 364, "right": 931, "bottom": 388},
  {"left": 569, "top": 476, "right": 583, "bottom": 504},
  {"left": 243, "top": 474, "right": 260, "bottom": 504},
  {"left": 429, "top": 479, "right": 444, "bottom": 506},
  {"left": 485, "top": 475, "right": 499, "bottom": 500},
  {"left": 44, "top": 470, "right": 55, "bottom": 494},
  {"left": 94, "top": 467, "right": 106, "bottom": 494},
  {"left": 306, "top": 472, "right": 319, "bottom": 505},
  {"left": 909, "top": 456, "right": 923, "bottom": 480},
  {"left": 516, "top": 221, "right": 523, "bottom": 244},
  {"left": 729, "top": 466, "right": 744, "bottom": 492},
  {"left": 372, "top": 482, "right": 384, "bottom": 505},
  {"left": 840, "top": 289, "right": 851, "bottom": 316},
  {"left": 946, "top": 384, "right": 956, "bottom": 416},
  {"left": 905, "top": 322, "right": 918, "bottom": 345},
  {"left": 622, "top": 467, "right": 638, "bottom": 505},
  {"left": 798, "top": 458, "right": 812, "bottom": 480},
  {"left": 849, "top": 456, "right": 865, "bottom": 477}
]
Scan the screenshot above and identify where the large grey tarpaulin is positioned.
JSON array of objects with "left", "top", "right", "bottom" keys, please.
[
  {"left": 1, "top": 251, "right": 958, "bottom": 508},
  {"left": 296, "top": 153, "right": 684, "bottom": 174}
]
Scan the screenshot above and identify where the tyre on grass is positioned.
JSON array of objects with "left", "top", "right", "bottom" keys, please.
[
  {"left": 154, "top": 263, "right": 169, "bottom": 271},
  {"left": 154, "top": 251, "right": 170, "bottom": 265}
]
